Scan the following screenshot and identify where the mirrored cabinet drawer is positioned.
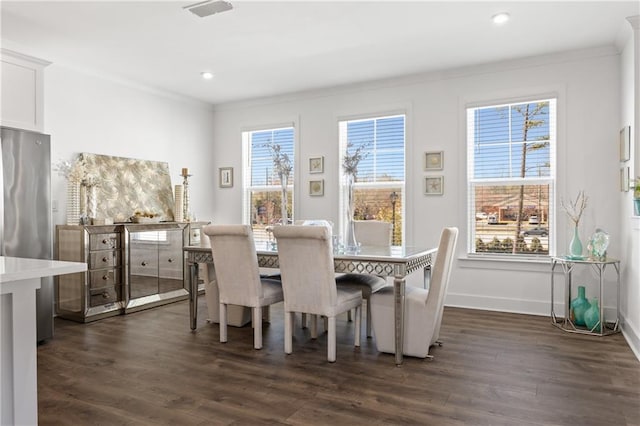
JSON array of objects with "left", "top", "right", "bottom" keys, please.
[
  {"left": 89, "top": 285, "right": 121, "bottom": 307},
  {"left": 89, "top": 233, "right": 120, "bottom": 250},
  {"left": 89, "top": 268, "right": 121, "bottom": 288},
  {"left": 89, "top": 250, "right": 120, "bottom": 269}
]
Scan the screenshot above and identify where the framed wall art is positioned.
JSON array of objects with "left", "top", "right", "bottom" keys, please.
[
  {"left": 424, "top": 151, "right": 444, "bottom": 171},
  {"left": 309, "top": 179, "right": 324, "bottom": 196},
  {"left": 620, "top": 166, "right": 629, "bottom": 192},
  {"left": 424, "top": 176, "right": 444, "bottom": 195},
  {"left": 219, "top": 167, "right": 233, "bottom": 188},
  {"left": 620, "top": 125, "right": 630, "bottom": 162},
  {"left": 309, "top": 156, "right": 324, "bottom": 173}
]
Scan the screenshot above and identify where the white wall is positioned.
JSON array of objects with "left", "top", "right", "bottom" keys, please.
[
  {"left": 209, "top": 47, "right": 624, "bottom": 321},
  {"left": 44, "top": 64, "right": 216, "bottom": 225}
]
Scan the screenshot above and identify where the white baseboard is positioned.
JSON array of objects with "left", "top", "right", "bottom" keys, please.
[
  {"left": 621, "top": 314, "right": 640, "bottom": 362},
  {"left": 446, "top": 293, "right": 551, "bottom": 317}
]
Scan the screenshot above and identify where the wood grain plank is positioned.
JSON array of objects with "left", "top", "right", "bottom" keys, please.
[{"left": 38, "top": 298, "right": 640, "bottom": 425}]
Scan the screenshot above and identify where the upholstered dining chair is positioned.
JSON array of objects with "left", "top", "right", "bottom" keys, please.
[
  {"left": 353, "top": 220, "right": 393, "bottom": 246},
  {"left": 370, "top": 227, "right": 458, "bottom": 358},
  {"left": 203, "top": 224, "right": 284, "bottom": 350},
  {"left": 336, "top": 220, "right": 392, "bottom": 337},
  {"left": 273, "top": 225, "right": 362, "bottom": 362}
]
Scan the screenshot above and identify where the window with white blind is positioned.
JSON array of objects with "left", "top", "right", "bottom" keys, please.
[
  {"left": 467, "top": 98, "right": 556, "bottom": 257},
  {"left": 339, "top": 114, "right": 405, "bottom": 245},
  {"left": 242, "top": 126, "right": 295, "bottom": 243}
]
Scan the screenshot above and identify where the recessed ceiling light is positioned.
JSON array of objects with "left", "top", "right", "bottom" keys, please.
[
  {"left": 201, "top": 71, "right": 214, "bottom": 80},
  {"left": 492, "top": 12, "right": 510, "bottom": 25}
]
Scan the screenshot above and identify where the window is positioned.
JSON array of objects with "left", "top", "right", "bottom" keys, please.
[
  {"left": 339, "top": 114, "right": 405, "bottom": 244},
  {"left": 242, "top": 126, "right": 295, "bottom": 243},
  {"left": 467, "top": 98, "right": 556, "bottom": 256}
]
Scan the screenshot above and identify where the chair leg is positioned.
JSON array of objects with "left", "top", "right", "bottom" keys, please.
[
  {"left": 310, "top": 315, "right": 318, "bottom": 339},
  {"left": 262, "top": 305, "right": 270, "bottom": 323},
  {"left": 366, "top": 298, "right": 372, "bottom": 338},
  {"left": 327, "top": 316, "right": 336, "bottom": 363},
  {"left": 354, "top": 305, "right": 361, "bottom": 347},
  {"left": 253, "top": 307, "right": 262, "bottom": 350},
  {"left": 284, "top": 311, "right": 293, "bottom": 354},
  {"left": 301, "top": 313, "right": 307, "bottom": 329},
  {"left": 347, "top": 310, "right": 352, "bottom": 322},
  {"left": 219, "top": 303, "right": 227, "bottom": 343}
]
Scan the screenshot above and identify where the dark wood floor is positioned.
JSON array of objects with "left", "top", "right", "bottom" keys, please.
[{"left": 38, "top": 297, "right": 640, "bottom": 425}]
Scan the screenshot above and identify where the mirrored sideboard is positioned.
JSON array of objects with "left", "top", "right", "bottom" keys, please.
[{"left": 55, "top": 221, "right": 207, "bottom": 322}]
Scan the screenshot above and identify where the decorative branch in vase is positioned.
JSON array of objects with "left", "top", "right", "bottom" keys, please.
[
  {"left": 561, "top": 190, "right": 588, "bottom": 259},
  {"left": 265, "top": 142, "right": 292, "bottom": 225},
  {"left": 342, "top": 142, "right": 370, "bottom": 251}
]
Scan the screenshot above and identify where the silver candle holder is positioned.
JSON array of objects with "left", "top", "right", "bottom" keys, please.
[{"left": 181, "top": 168, "right": 192, "bottom": 222}]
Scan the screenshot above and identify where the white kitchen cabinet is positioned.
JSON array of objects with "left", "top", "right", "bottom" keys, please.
[{"left": 1, "top": 49, "right": 50, "bottom": 132}]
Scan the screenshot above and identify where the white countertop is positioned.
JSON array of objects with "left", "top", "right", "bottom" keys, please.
[{"left": 0, "top": 256, "right": 87, "bottom": 283}]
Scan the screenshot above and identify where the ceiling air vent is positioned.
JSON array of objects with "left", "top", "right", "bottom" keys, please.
[{"left": 184, "top": 0, "right": 233, "bottom": 18}]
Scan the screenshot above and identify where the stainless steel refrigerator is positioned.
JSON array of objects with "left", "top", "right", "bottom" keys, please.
[{"left": 1, "top": 126, "right": 53, "bottom": 342}]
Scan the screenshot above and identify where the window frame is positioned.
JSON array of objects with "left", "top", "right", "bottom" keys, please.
[{"left": 466, "top": 97, "right": 557, "bottom": 259}]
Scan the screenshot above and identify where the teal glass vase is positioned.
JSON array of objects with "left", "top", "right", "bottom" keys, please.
[
  {"left": 584, "top": 298, "right": 601, "bottom": 332},
  {"left": 570, "top": 286, "right": 590, "bottom": 326},
  {"left": 569, "top": 225, "right": 583, "bottom": 258}
]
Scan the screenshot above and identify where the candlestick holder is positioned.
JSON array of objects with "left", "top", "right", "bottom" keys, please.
[{"left": 181, "top": 170, "right": 192, "bottom": 222}]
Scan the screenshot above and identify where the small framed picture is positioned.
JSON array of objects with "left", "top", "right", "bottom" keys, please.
[
  {"left": 309, "top": 156, "right": 324, "bottom": 174},
  {"left": 620, "top": 166, "right": 629, "bottom": 192},
  {"left": 219, "top": 167, "right": 233, "bottom": 188},
  {"left": 425, "top": 151, "right": 444, "bottom": 171},
  {"left": 620, "top": 125, "right": 630, "bottom": 162},
  {"left": 309, "top": 179, "right": 324, "bottom": 196},
  {"left": 425, "top": 176, "right": 444, "bottom": 195}
]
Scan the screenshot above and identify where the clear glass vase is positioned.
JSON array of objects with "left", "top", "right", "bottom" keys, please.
[
  {"left": 345, "top": 173, "right": 358, "bottom": 252},
  {"left": 280, "top": 173, "right": 288, "bottom": 225},
  {"left": 66, "top": 181, "right": 81, "bottom": 225}
]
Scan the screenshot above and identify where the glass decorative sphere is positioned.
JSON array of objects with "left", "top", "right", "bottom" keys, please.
[{"left": 590, "top": 229, "right": 609, "bottom": 260}]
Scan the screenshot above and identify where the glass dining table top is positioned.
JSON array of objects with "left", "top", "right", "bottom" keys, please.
[{"left": 254, "top": 242, "right": 434, "bottom": 261}]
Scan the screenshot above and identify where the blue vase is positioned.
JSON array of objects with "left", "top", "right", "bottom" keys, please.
[
  {"left": 584, "top": 298, "right": 601, "bottom": 332},
  {"left": 569, "top": 225, "right": 583, "bottom": 258},
  {"left": 570, "top": 286, "right": 590, "bottom": 326}
]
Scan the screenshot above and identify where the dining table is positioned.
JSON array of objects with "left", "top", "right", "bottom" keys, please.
[{"left": 183, "top": 243, "right": 437, "bottom": 365}]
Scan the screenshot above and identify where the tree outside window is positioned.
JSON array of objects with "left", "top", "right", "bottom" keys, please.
[{"left": 467, "top": 99, "right": 556, "bottom": 256}]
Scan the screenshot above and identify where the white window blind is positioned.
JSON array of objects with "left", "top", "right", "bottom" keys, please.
[
  {"left": 467, "top": 98, "right": 556, "bottom": 256},
  {"left": 242, "top": 126, "right": 295, "bottom": 243},
  {"left": 339, "top": 114, "right": 405, "bottom": 244}
]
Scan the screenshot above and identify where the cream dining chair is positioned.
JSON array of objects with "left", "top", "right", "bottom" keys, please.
[
  {"left": 203, "top": 224, "right": 284, "bottom": 350},
  {"left": 370, "top": 227, "right": 458, "bottom": 359},
  {"left": 336, "top": 220, "right": 391, "bottom": 337},
  {"left": 273, "top": 225, "right": 362, "bottom": 362}
]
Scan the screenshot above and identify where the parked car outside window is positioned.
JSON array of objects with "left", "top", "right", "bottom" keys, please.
[
  {"left": 528, "top": 215, "right": 539, "bottom": 225},
  {"left": 523, "top": 227, "right": 548, "bottom": 237}
]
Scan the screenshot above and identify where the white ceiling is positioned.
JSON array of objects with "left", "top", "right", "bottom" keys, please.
[{"left": 1, "top": 1, "right": 638, "bottom": 105}]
